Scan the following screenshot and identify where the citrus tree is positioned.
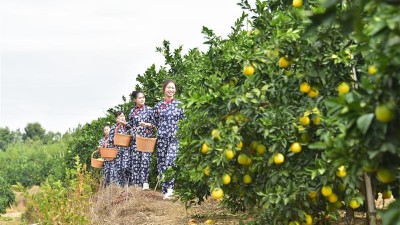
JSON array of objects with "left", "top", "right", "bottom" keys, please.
[{"left": 141, "top": 0, "right": 400, "bottom": 224}]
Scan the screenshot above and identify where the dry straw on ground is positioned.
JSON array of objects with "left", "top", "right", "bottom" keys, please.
[{"left": 88, "top": 185, "right": 248, "bottom": 225}]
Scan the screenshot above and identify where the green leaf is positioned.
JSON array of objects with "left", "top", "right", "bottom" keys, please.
[{"left": 356, "top": 113, "right": 374, "bottom": 134}]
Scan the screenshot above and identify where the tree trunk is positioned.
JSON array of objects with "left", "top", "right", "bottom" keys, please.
[{"left": 364, "top": 172, "right": 377, "bottom": 225}]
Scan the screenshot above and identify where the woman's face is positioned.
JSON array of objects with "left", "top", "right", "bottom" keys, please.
[
  {"left": 116, "top": 113, "right": 125, "bottom": 122},
  {"left": 164, "top": 82, "right": 176, "bottom": 98},
  {"left": 103, "top": 126, "right": 110, "bottom": 136},
  {"left": 134, "top": 93, "right": 145, "bottom": 106}
]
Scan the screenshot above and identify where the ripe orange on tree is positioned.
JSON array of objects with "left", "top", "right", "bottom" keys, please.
[
  {"left": 201, "top": 143, "right": 209, "bottom": 154},
  {"left": 337, "top": 82, "right": 350, "bottom": 95},
  {"left": 243, "top": 174, "right": 252, "bottom": 184},
  {"left": 256, "top": 144, "right": 267, "bottom": 155},
  {"left": 300, "top": 82, "right": 311, "bottom": 93},
  {"left": 224, "top": 149, "right": 235, "bottom": 160},
  {"left": 299, "top": 116, "right": 310, "bottom": 126},
  {"left": 273, "top": 153, "right": 285, "bottom": 164},
  {"left": 238, "top": 154, "right": 249, "bottom": 165},
  {"left": 222, "top": 174, "right": 231, "bottom": 185},
  {"left": 278, "top": 56, "right": 290, "bottom": 68},
  {"left": 307, "top": 88, "right": 319, "bottom": 98},
  {"left": 293, "top": 0, "right": 303, "bottom": 8},
  {"left": 327, "top": 193, "right": 338, "bottom": 203},
  {"left": 290, "top": 142, "right": 302, "bottom": 153},
  {"left": 336, "top": 165, "right": 347, "bottom": 178},
  {"left": 375, "top": 104, "right": 395, "bottom": 123},
  {"left": 321, "top": 185, "right": 333, "bottom": 197},
  {"left": 368, "top": 65, "right": 377, "bottom": 75},
  {"left": 243, "top": 64, "right": 255, "bottom": 76},
  {"left": 349, "top": 198, "right": 360, "bottom": 209},
  {"left": 211, "top": 188, "right": 224, "bottom": 200}
]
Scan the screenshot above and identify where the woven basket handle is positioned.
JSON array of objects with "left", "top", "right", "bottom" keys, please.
[{"left": 91, "top": 150, "right": 97, "bottom": 158}]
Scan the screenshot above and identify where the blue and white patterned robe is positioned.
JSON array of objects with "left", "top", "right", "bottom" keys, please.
[
  {"left": 128, "top": 105, "right": 155, "bottom": 186},
  {"left": 108, "top": 124, "right": 132, "bottom": 186},
  {"left": 153, "top": 99, "right": 184, "bottom": 194}
]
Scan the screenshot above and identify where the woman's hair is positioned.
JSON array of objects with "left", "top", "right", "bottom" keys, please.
[
  {"left": 103, "top": 125, "right": 110, "bottom": 130},
  {"left": 113, "top": 110, "right": 123, "bottom": 118},
  {"left": 131, "top": 90, "right": 144, "bottom": 99},
  {"left": 162, "top": 80, "right": 177, "bottom": 92}
]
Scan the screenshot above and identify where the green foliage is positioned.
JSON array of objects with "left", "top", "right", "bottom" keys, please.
[
  {"left": 22, "top": 122, "right": 46, "bottom": 142},
  {"left": 128, "top": 0, "right": 400, "bottom": 224},
  {"left": 23, "top": 156, "right": 96, "bottom": 224},
  {"left": 0, "top": 140, "right": 66, "bottom": 186},
  {"left": 0, "top": 176, "right": 15, "bottom": 214},
  {"left": 0, "top": 127, "right": 15, "bottom": 151}
]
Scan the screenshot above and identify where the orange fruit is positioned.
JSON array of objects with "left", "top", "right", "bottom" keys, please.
[
  {"left": 243, "top": 174, "right": 252, "bottom": 184},
  {"left": 337, "top": 82, "right": 350, "bottom": 95},
  {"left": 211, "top": 188, "right": 224, "bottom": 199},
  {"left": 201, "top": 143, "right": 209, "bottom": 154},
  {"left": 273, "top": 153, "right": 285, "bottom": 164},
  {"left": 243, "top": 65, "right": 255, "bottom": 76},
  {"left": 375, "top": 104, "right": 395, "bottom": 123},
  {"left": 300, "top": 82, "right": 311, "bottom": 93},
  {"left": 328, "top": 193, "right": 338, "bottom": 203},
  {"left": 308, "top": 191, "right": 318, "bottom": 198},
  {"left": 236, "top": 141, "right": 243, "bottom": 150},
  {"left": 238, "top": 154, "right": 249, "bottom": 165},
  {"left": 222, "top": 174, "right": 231, "bottom": 185},
  {"left": 290, "top": 142, "right": 302, "bottom": 153},
  {"left": 336, "top": 165, "right": 347, "bottom": 178},
  {"left": 349, "top": 198, "right": 360, "bottom": 209},
  {"left": 305, "top": 214, "right": 312, "bottom": 225},
  {"left": 307, "top": 88, "right": 319, "bottom": 98},
  {"left": 376, "top": 167, "right": 395, "bottom": 183},
  {"left": 224, "top": 149, "right": 235, "bottom": 160},
  {"left": 256, "top": 144, "right": 267, "bottom": 155},
  {"left": 368, "top": 65, "right": 377, "bottom": 75},
  {"left": 293, "top": 0, "right": 303, "bottom": 8},
  {"left": 204, "top": 166, "right": 211, "bottom": 176},
  {"left": 321, "top": 185, "right": 332, "bottom": 197},
  {"left": 299, "top": 116, "right": 310, "bottom": 126},
  {"left": 278, "top": 56, "right": 290, "bottom": 68},
  {"left": 382, "top": 190, "right": 392, "bottom": 199}
]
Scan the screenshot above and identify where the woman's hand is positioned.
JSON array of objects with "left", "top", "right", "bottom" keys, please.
[{"left": 139, "top": 121, "right": 151, "bottom": 127}]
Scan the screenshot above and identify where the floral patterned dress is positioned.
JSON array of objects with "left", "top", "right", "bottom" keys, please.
[
  {"left": 98, "top": 136, "right": 118, "bottom": 187},
  {"left": 153, "top": 99, "right": 184, "bottom": 194},
  {"left": 128, "top": 105, "right": 155, "bottom": 186},
  {"left": 108, "top": 124, "right": 132, "bottom": 186}
]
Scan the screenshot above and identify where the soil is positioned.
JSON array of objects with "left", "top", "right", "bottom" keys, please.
[{"left": 0, "top": 186, "right": 396, "bottom": 225}]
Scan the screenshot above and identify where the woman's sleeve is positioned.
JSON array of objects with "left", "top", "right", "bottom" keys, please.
[
  {"left": 153, "top": 104, "right": 160, "bottom": 128},
  {"left": 127, "top": 109, "right": 135, "bottom": 133},
  {"left": 108, "top": 126, "right": 115, "bottom": 147}
]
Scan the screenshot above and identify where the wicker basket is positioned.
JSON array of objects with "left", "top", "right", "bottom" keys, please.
[
  {"left": 136, "top": 135, "right": 157, "bottom": 152},
  {"left": 99, "top": 147, "right": 118, "bottom": 160},
  {"left": 114, "top": 124, "right": 132, "bottom": 147},
  {"left": 91, "top": 151, "right": 104, "bottom": 168}
]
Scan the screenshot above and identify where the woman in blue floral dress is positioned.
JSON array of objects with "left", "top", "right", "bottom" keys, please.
[
  {"left": 97, "top": 125, "right": 118, "bottom": 187},
  {"left": 128, "top": 91, "right": 155, "bottom": 190},
  {"left": 108, "top": 111, "right": 132, "bottom": 187},
  {"left": 153, "top": 80, "right": 184, "bottom": 199}
]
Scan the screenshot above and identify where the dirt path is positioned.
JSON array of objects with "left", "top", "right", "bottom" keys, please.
[{"left": 89, "top": 185, "right": 248, "bottom": 225}]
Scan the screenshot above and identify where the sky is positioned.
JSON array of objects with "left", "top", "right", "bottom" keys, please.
[{"left": 0, "top": 0, "right": 245, "bottom": 133}]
